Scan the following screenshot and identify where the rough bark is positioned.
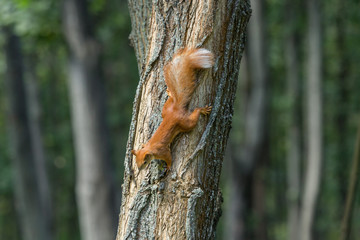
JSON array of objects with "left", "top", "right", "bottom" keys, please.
[
  {"left": 3, "top": 26, "right": 53, "bottom": 240},
  {"left": 340, "top": 120, "right": 360, "bottom": 240},
  {"left": 116, "top": 0, "right": 251, "bottom": 239},
  {"left": 285, "top": 1, "right": 302, "bottom": 240},
  {"left": 62, "top": 0, "right": 118, "bottom": 240},
  {"left": 300, "top": 0, "right": 323, "bottom": 239}
]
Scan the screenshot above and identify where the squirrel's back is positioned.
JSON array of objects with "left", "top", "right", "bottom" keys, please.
[{"left": 164, "top": 48, "right": 214, "bottom": 108}]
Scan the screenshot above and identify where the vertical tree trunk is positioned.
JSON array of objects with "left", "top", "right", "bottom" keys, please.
[
  {"left": 335, "top": 0, "right": 349, "bottom": 202},
  {"left": 62, "top": 0, "right": 118, "bottom": 240},
  {"left": 3, "top": 26, "right": 53, "bottom": 240},
  {"left": 300, "top": 0, "right": 323, "bottom": 239},
  {"left": 285, "top": 1, "right": 302, "bottom": 240},
  {"left": 225, "top": 57, "right": 249, "bottom": 240},
  {"left": 336, "top": 2, "right": 352, "bottom": 237},
  {"left": 226, "top": 146, "right": 247, "bottom": 240},
  {"left": 225, "top": 0, "right": 269, "bottom": 239},
  {"left": 241, "top": 0, "right": 268, "bottom": 184},
  {"left": 117, "top": 1, "right": 251, "bottom": 239},
  {"left": 245, "top": 0, "right": 269, "bottom": 238},
  {"left": 340, "top": 120, "right": 360, "bottom": 240},
  {"left": 25, "top": 54, "right": 54, "bottom": 238}
]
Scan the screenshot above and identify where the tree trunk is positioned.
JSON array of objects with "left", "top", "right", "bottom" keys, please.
[
  {"left": 335, "top": 0, "right": 350, "bottom": 203},
  {"left": 116, "top": 1, "right": 251, "bottom": 239},
  {"left": 285, "top": 1, "right": 302, "bottom": 240},
  {"left": 62, "top": 0, "right": 118, "bottom": 240},
  {"left": 226, "top": 144, "right": 247, "bottom": 240},
  {"left": 243, "top": 0, "right": 269, "bottom": 238},
  {"left": 300, "top": 0, "right": 323, "bottom": 239},
  {"left": 337, "top": 2, "right": 352, "bottom": 239},
  {"left": 225, "top": 57, "right": 249, "bottom": 240},
  {"left": 24, "top": 53, "right": 54, "bottom": 238},
  {"left": 340, "top": 120, "right": 360, "bottom": 240},
  {"left": 3, "top": 26, "right": 53, "bottom": 240},
  {"left": 225, "top": 0, "right": 269, "bottom": 239}
]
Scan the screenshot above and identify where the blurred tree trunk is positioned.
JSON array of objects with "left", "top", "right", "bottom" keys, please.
[
  {"left": 116, "top": 0, "right": 251, "bottom": 239},
  {"left": 300, "top": 0, "right": 323, "bottom": 239},
  {"left": 24, "top": 54, "right": 54, "bottom": 238},
  {"left": 227, "top": 146, "right": 246, "bottom": 240},
  {"left": 340, "top": 120, "right": 360, "bottom": 240},
  {"left": 335, "top": 0, "right": 349, "bottom": 202},
  {"left": 336, "top": 2, "right": 352, "bottom": 238},
  {"left": 285, "top": 1, "right": 302, "bottom": 240},
  {"left": 226, "top": 57, "right": 249, "bottom": 240},
  {"left": 62, "top": 0, "right": 118, "bottom": 240},
  {"left": 226, "top": 0, "right": 269, "bottom": 239},
  {"left": 246, "top": 1, "right": 269, "bottom": 238},
  {"left": 3, "top": 26, "right": 53, "bottom": 240}
]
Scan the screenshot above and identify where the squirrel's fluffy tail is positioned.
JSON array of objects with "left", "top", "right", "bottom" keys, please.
[{"left": 164, "top": 47, "right": 214, "bottom": 107}]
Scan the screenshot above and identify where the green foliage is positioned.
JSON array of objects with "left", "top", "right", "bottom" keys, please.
[
  {"left": 0, "top": 0, "right": 60, "bottom": 39},
  {"left": 219, "top": 0, "right": 360, "bottom": 239},
  {"left": 0, "top": 66, "right": 20, "bottom": 240},
  {"left": 0, "top": 0, "right": 138, "bottom": 239},
  {"left": 1, "top": 0, "right": 359, "bottom": 239}
]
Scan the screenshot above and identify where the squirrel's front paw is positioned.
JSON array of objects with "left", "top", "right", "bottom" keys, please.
[{"left": 201, "top": 105, "right": 212, "bottom": 115}]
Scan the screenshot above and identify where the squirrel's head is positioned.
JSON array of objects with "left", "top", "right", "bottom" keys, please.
[{"left": 131, "top": 148, "right": 152, "bottom": 169}]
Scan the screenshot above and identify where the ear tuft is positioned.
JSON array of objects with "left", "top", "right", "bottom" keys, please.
[{"left": 131, "top": 150, "right": 137, "bottom": 156}]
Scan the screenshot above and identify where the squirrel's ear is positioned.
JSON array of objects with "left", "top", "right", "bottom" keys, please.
[{"left": 131, "top": 150, "right": 137, "bottom": 156}]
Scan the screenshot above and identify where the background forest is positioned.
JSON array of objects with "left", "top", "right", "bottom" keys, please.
[{"left": 0, "top": 0, "right": 359, "bottom": 240}]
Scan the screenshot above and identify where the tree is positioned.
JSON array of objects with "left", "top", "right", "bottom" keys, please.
[
  {"left": 340, "top": 119, "right": 360, "bottom": 240},
  {"left": 240, "top": 0, "right": 270, "bottom": 239},
  {"left": 62, "top": 0, "right": 118, "bottom": 239},
  {"left": 24, "top": 52, "right": 54, "bottom": 240},
  {"left": 299, "top": 0, "right": 323, "bottom": 239},
  {"left": 3, "top": 26, "right": 53, "bottom": 240},
  {"left": 225, "top": 56, "right": 250, "bottom": 240},
  {"left": 285, "top": 0, "right": 302, "bottom": 239},
  {"left": 225, "top": 0, "right": 269, "bottom": 238},
  {"left": 116, "top": 1, "right": 251, "bottom": 239}
]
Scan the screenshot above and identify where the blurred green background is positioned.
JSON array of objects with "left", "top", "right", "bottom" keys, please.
[{"left": 0, "top": 0, "right": 359, "bottom": 239}]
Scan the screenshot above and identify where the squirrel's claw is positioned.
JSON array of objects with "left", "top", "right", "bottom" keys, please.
[{"left": 201, "top": 105, "right": 212, "bottom": 115}]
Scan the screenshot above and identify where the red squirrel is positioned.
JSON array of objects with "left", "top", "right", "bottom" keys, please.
[{"left": 131, "top": 47, "right": 214, "bottom": 170}]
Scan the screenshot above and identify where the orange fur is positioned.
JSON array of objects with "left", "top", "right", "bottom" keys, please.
[{"left": 131, "top": 47, "right": 214, "bottom": 170}]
